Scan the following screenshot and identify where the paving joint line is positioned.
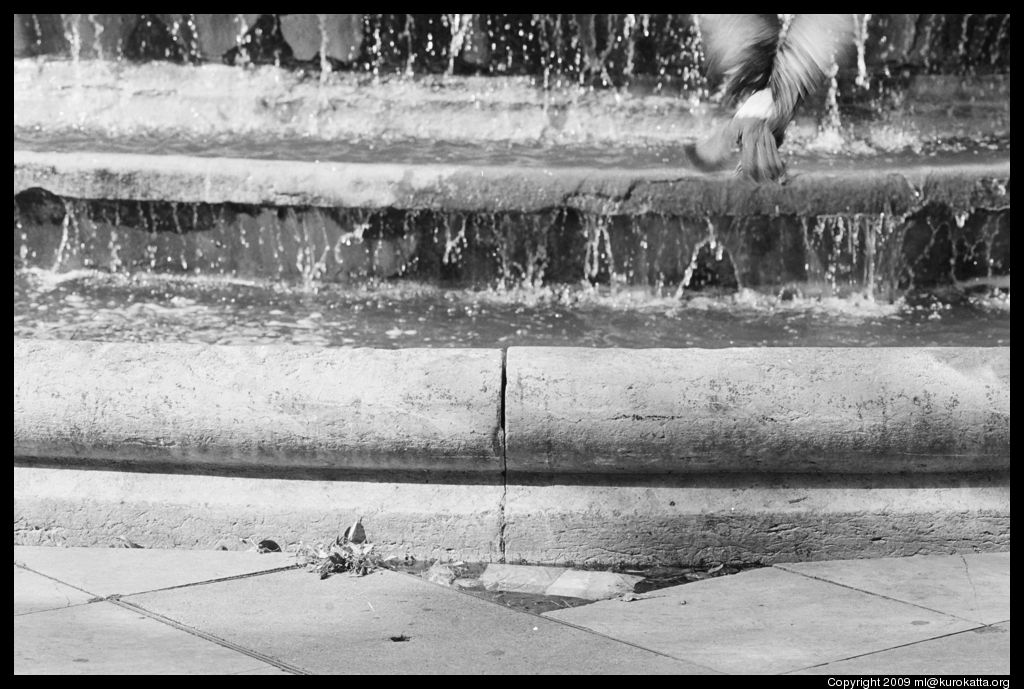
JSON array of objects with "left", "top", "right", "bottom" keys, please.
[
  {"left": 107, "top": 597, "right": 310, "bottom": 675},
  {"left": 14, "top": 558, "right": 303, "bottom": 606},
  {"left": 14, "top": 561, "right": 99, "bottom": 600},
  {"left": 771, "top": 565, "right": 997, "bottom": 625},
  {"left": 780, "top": 622, "right": 1008, "bottom": 675},
  {"left": 117, "top": 563, "right": 305, "bottom": 596}
]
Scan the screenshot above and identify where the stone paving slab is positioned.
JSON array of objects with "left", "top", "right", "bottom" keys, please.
[
  {"left": 776, "top": 552, "right": 1010, "bottom": 625},
  {"left": 544, "top": 567, "right": 977, "bottom": 675},
  {"left": 14, "top": 546, "right": 294, "bottom": 597},
  {"left": 14, "top": 601, "right": 284, "bottom": 675},
  {"left": 126, "top": 568, "right": 715, "bottom": 674},
  {"left": 14, "top": 565, "right": 93, "bottom": 615},
  {"left": 790, "top": 622, "right": 1010, "bottom": 675}
]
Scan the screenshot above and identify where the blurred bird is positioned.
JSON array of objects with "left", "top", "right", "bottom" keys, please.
[{"left": 689, "top": 14, "right": 854, "bottom": 182}]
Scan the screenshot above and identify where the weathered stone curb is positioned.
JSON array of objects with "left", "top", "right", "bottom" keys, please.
[
  {"left": 14, "top": 467, "right": 506, "bottom": 561},
  {"left": 13, "top": 149, "right": 1010, "bottom": 216},
  {"left": 14, "top": 341, "right": 1009, "bottom": 475},
  {"left": 14, "top": 341, "right": 1010, "bottom": 564},
  {"left": 14, "top": 466, "right": 1009, "bottom": 564},
  {"left": 501, "top": 477, "right": 1009, "bottom": 565},
  {"left": 505, "top": 347, "right": 1010, "bottom": 474},
  {"left": 13, "top": 340, "right": 503, "bottom": 472}
]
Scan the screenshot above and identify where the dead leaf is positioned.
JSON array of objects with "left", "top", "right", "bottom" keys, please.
[{"left": 344, "top": 517, "right": 366, "bottom": 544}]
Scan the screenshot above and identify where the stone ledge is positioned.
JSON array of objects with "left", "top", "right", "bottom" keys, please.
[
  {"left": 14, "top": 150, "right": 1011, "bottom": 216},
  {"left": 14, "top": 467, "right": 505, "bottom": 561},
  {"left": 14, "top": 340, "right": 1009, "bottom": 475},
  {"left": 14, "top": 466, "right": 1009, "bottom": 565},
  {"left": 13, "top": 340, "right": 504, "bottom": 472},
  {"left": 505, "top": 347, "right": 1010, "bottom": 474}
]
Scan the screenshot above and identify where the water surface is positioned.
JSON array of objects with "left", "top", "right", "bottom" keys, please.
[{"left": 14, "top": 268, "right": 1009, "bottom": 348}]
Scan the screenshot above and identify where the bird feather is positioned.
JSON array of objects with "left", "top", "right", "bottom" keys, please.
[
  {"left": 770, "top": 14, "right": 854, "bottom": 128},
  {"left": 699, "top": 14, "right": 781, "bottom": 107},
  {"left": 692, "top": 14, "right": 855, "bottom": 182}
]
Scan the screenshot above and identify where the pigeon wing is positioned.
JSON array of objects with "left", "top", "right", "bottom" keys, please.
[
  {"left": 770, "top": 14, "right": 855, "bottom": 125},
  {"left": 699, "top": 14, "right": 781, "bottom": 106}
]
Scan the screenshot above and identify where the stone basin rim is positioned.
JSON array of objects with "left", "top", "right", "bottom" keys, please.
[
  {"left": 13, "top": 149, "right": 1011, "bottom": 215},
  {"left": 13, "top": 340, "right": 1011, "bottom": 477}
]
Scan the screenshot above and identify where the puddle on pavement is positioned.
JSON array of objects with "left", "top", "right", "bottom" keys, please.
[{"left": 382, "top": 558, "right": 761, "bottom": 615}]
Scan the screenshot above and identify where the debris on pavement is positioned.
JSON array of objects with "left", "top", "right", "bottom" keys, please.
[{"left": 293, "top": 519, "right": 382, "bottom": 579}]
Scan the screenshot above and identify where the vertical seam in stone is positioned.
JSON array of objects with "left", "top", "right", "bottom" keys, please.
[{"left": 498, "top": 346, "right": 508, "bottom": 563}]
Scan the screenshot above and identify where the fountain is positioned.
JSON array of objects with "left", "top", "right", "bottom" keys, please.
[{"left": 13, "top": 14, "right": 1009, "bottom": 565}]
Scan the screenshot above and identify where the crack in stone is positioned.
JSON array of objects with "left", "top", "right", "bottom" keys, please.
[
  {"left": 960, "top": 554, "right": 979, "bottom": 606},
  {"left": 498, "top": 346, "right": 508, "bottom": 563}
]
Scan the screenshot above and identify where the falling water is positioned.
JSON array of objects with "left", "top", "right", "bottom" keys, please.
[
  {"left": 991, "top": 14, "right": 1010, "bottom": 67},
  {"left": 12, "top": 186, "right": 1009, "bottom": 301},
  {"left": 822, "top": 60, "right": 842, "bottom": 133},
  {"left": 445, "top": 14, "right": 472, "bottom": 75},
  {"left": 317, "top": 14, "right": 331, "bottom": 82},
  {"left": 234, "top": 14, "right": 251, "bottom": 66},
  {"left": 174, "top": 14, "right": 201, "bottom": 64},
  {"left": 88, "top": 14, "right": 104, "bottom": 60},
  {"left": 61, "top": 14, "right": 82, "bottom": 65},
  {"left": 957, "top": 14, "right": 972, "bottom": 69},
  {"left": 16, "top": 13, "right": 1008, "bottom": 102},
  {"left": 31, "top": 14, "right": 44, "bottom": 53},
  {"left": 582, "top": 213, "right": 614, "bottom": 283},
  {"left": 854, "top": 14, "right": 871, "bottom": 89}
]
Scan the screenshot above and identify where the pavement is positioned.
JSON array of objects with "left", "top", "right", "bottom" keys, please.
[{"left": 14, "top": 546, "right": 1009, "bottom": 675}]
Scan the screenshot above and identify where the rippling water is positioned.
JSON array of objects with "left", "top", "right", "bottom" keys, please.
[{"left": 14, "top": 268, "right": 1010, "bottom": 348}]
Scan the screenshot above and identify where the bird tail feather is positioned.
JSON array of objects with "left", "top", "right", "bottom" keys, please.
[{"left": 738, "top": 117, "right": 785, "bottom": 182}]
